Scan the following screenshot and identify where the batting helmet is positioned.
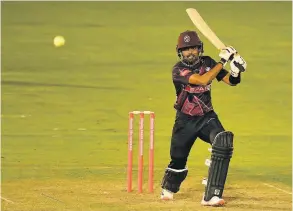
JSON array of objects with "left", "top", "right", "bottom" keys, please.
[{"left": 176, "top": 30, "right": 203, "bottom": 53}]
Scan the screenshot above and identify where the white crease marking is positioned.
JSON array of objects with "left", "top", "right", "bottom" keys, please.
[{"left": 262, "top": 183, "right": 292, "bottom": 195}]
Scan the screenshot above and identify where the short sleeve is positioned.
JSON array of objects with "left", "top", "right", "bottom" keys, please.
[{"left": 172, "top": 67, "right": 193, "bottom": 85}]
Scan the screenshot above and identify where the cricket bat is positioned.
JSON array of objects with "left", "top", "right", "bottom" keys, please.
[{"left": 186, "top": 8, "right": 226, "bottom": 50}]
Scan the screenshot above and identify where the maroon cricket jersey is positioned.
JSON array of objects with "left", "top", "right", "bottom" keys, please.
[{"left": 172, "top": 56, "right": 228, "bottom": 116}]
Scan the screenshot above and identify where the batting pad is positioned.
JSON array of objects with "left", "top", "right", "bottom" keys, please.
[{"left": 204, "top": 131, "right": 234, "bottom": 201}]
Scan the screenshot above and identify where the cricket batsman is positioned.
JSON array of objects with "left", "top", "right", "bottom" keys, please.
[{"left": 160, "top": 30, "right": 247, "bottom": 206}]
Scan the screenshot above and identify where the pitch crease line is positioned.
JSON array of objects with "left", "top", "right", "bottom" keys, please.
[
  {"left": 262, "top": 183, "right": 292, "bottom": 195},
  {"left": 1, "top": 196, "right": 15, "bottom": 204}
]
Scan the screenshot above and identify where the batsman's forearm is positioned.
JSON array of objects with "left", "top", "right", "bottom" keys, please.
[
  {"left": 203, "top": 63, "right": 224, "bottom": 82},
  {"left": 188, "top": 63, "right": 223, "bottom": 85}
]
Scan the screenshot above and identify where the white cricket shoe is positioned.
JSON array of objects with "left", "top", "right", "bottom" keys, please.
[
  {"left": 201, "top": 195, "right": 225, "bottom": 206},
  {"left": 160, "top": 189, "right": 174, "bottom": 200}
]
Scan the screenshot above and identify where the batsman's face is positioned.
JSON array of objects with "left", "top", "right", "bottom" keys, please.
[{"left": 182, "top": 46, "right": 199, "bottom": 63}]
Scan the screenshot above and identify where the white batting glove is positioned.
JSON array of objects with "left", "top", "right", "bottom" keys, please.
[
  {"left": 219, "top": 46, "right": 237, "bottom": 66},
  {"left": 230, "top": 54, "right": 247, "bottom": 77}
]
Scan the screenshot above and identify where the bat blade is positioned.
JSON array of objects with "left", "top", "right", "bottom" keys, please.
[{"left": 186, "top": 8, "right": 226, "bottom": 50}]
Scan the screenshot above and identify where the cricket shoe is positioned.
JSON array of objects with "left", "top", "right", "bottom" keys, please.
[
  {"left": 160, "top": 189, "right": 174, "bottom": 200},
  {"left": 201, "top": 195, "right": 225, "bottom": 206}
]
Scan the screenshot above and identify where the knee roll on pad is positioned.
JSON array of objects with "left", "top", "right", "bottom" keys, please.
[
  {"left": 161, "top": 168, "right": 188, "bottom": 193},
  {"left": 204, "top": 131, "right": 234, "bottom": 201},
  {"left": 212, "top": 131, "right": 233, "bottom": 158}
]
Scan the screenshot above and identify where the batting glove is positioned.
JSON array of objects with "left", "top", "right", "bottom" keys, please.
[
  {"left": 230, "top": 54, "right": 247, "bottom": 77},
  {"left": 219, "top": 46, "right": 237, "bottom": 66}
]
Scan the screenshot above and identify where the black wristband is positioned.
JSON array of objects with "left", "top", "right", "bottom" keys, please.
[
  {"left": 229, "top": 73, "right": 241, "bottom": 85},
  {"left": 218, "top": 58, "right": 227, "bottom": 66}
]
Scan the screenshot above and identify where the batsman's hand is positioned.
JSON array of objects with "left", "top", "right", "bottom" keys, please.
[
  {"left": 230, "top": 54, "right": 247, "bottom": 77},
  {"left": 219, "top": 46, "right": 237, "bottom": 66}
]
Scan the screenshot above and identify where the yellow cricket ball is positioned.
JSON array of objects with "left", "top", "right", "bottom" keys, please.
[{"left": 53, "top": 36, "right": 65, "bottom": 47}]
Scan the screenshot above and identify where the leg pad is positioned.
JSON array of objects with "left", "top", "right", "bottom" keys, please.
[
  {"left": 161, "top": 168, "right": 188, "bottom": 193},
  {"left": 204, "top": 131, "right": 234, "bottom": 201}
]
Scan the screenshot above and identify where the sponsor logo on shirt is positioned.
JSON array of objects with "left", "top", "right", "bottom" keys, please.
[{"left": 185, "top": 84, "right": 211, "bottom": 93}]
